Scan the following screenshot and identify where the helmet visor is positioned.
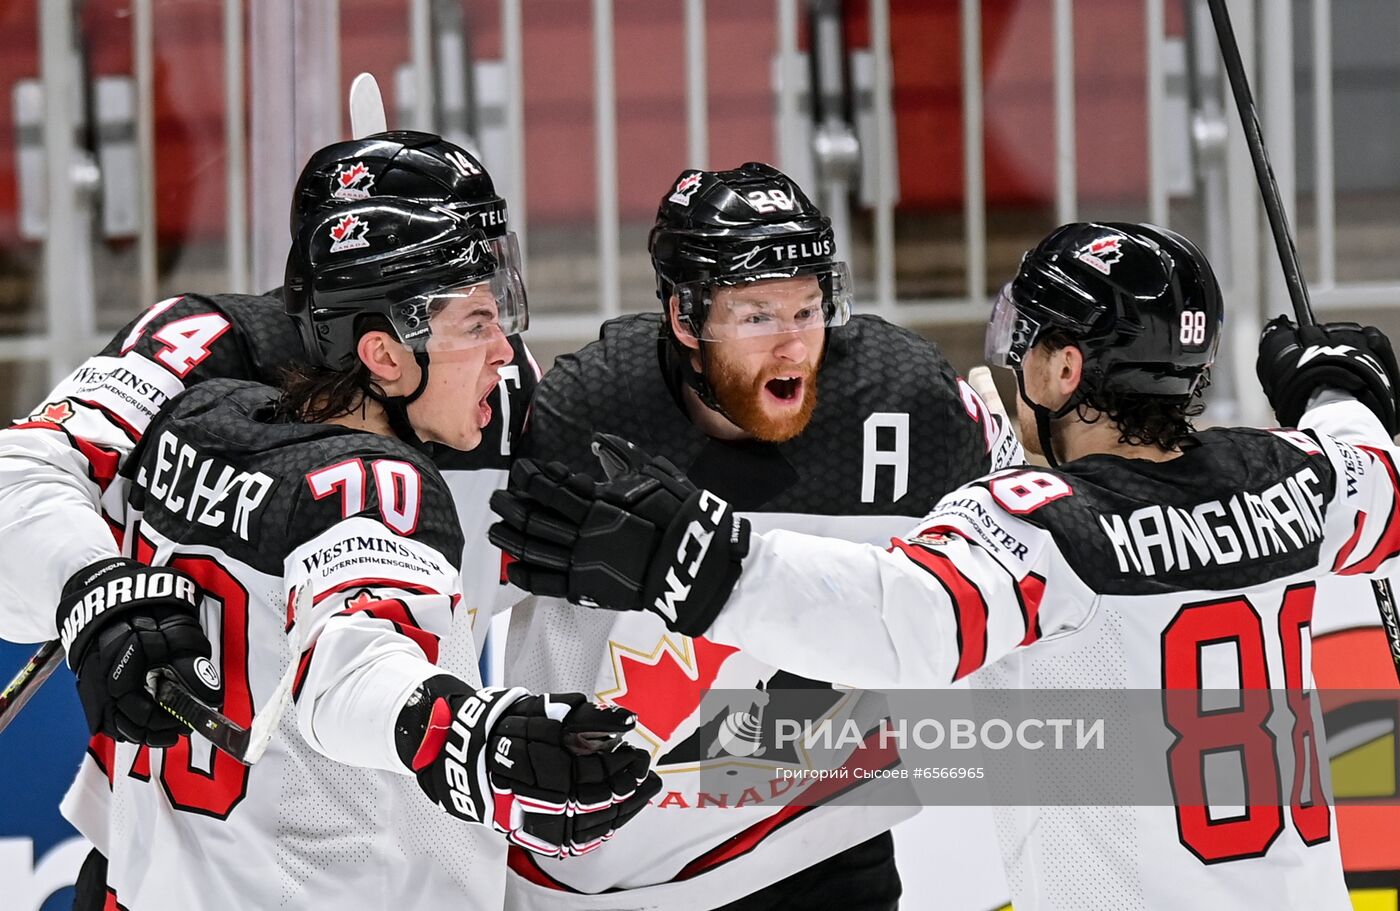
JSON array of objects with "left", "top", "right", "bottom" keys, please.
[
  {"left": 485, "top": 231, "right": 525, "bottom": 279},
  {"left": 676, "top": 263, "right": 854, "bottom": 342},
  {"left": 985, "top": 283, "right": 1043, "bottom": 369},
  {"left": 392, "top": 269, "right": 529, "bottom": 358}
]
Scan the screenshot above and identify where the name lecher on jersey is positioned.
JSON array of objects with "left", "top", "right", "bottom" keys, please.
[{"left": 139, "top": 430, "right": 275, "bottom": 541}]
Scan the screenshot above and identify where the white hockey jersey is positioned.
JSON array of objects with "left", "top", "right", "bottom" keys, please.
[
  {"left": 709, "top": 392, "right": 1398, "bottom": 910},
  {"left": 0, "top": 292, "right": 536, "bottom": 871},
  {"left": 504, "top": 314, "right": 1023, "bottom": 909},
  {"left": 83, "top": 379, "right": 505, "bottom": 910}
]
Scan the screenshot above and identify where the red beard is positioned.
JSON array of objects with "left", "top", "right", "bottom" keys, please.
[{"left": 704, "top": 346, "right": 820, "bottom": 443}]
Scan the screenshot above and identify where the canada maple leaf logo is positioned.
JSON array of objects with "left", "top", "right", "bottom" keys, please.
[
  {"left": 343, "top": 589, "right": 379, "bottom": 611},
  {"left": 332, "top": 161, "right": 375, "bottom": 200},
  {"left": 668, "top": 172, "right": 704, "bottom": 206},
  {"left": 603, "top": 635, "right": 738, "bottom": 746},
  {"left": 328, "top": 214, "right": 370, "bottom": 252},
  {"left": 36, "top": 401, "right": 74, "bottom": 423},
  {"left": 1075, "top": 236, "right": 1124, "bottom": 275}
]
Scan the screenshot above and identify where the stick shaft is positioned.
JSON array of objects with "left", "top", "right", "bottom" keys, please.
[
  {"left": 1204, "top": 0, "right": 1314, "bottom": 326},
  {"left": 1206, "top": 0, "right": 1400, "bottom": 683},
  {"left": 0, "top": 640, "right": 62, "bottom": 734}
]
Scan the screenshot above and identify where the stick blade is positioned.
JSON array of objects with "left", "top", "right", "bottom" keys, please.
[
  {"left": 967, "top": 365, "right": 1009, "bottom": 422},
  {"left": 349, "top": 73, "right": 388, "bottom": 139}
]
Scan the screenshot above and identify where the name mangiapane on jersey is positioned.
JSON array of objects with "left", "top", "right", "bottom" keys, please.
[
  {"left": 1098, "top": 464, "right": 1326, "bottom": 575},
  {"left": 139, "top": 429, "right": 274, "bottom": 541}
]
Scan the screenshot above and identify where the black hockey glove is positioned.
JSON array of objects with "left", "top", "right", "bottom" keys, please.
[
  {"left": 396, "top": 676, "right": 661, "bottom": 857},
  {"left": 1258, "top": 316, "right": 1400, "bottom": 435},
  {"left": 57, "top": 557, "right": 222, "bottom": 746},
  {"left": 488, "top": 433, "right": 751, "bottom": 637}
]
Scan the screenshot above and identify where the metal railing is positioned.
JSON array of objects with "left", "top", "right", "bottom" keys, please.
[{"left": 11, "top": 0, "right": 1400, "bottom": 426}]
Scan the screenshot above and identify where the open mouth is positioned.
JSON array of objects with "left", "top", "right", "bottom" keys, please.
[
  {"left": 477, "top": 381, "right": 499, "bottom": 428},
  {"left": 764, "top": 375, "right": 804, "bottom": 405}
]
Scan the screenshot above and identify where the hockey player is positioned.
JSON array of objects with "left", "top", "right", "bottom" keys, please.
[
  {"left": 59, "top": 198, "right": 659, "bottom": 910},
  {"left": 490, "top": 221, "right": 1400, "bottom": 909},
  {"left": 495, "top": 162, "right": 1022, "bottom": 909},
  {"left": 0, "top": 132, "right": 540, "bottom": 906}
]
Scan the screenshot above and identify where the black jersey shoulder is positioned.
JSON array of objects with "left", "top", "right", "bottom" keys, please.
[
  {"left": 524, "top": 312, "right": 993, "bottom": 517},
  {"left": 97, "top": 291, "right": 302, "bottom": 388},
  {"left": 132, "top": 379, "right": 462, "bottom": 577},
  {"left": 975, "top": 427, "right": 1336, "bottom": 595}
]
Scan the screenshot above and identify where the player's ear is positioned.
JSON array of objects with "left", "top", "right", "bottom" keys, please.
[
  {"left": 357, "top": 330, "right": 414, "bottom": 390},
  {"left": 668, "top": 296, "right": 700, "bottom": 352},
  {"left": 1056, "top": 344, "right": 1085, "bottom": 399}
]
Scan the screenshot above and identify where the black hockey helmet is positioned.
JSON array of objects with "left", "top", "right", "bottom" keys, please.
[
  {"left": 291, "top": 131, "right": 521, "bottom": 277},
  {"left": 648, "top": 162, "right": 852, "bottom": 341},
  {"left": 284, "top": 197, "right": 527, "bottom": 372},
  {"left": 986, "top": 222, "right": 1222, "bottom": 400}
]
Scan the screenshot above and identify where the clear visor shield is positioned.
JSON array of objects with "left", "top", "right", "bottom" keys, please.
[
  {"left": 486, "top": 231, "right": 525, "bottom": 279},
  {"left": 393, "top": 269, "right": 529, "bottom": 358},
  {"left": 678, "top": 263, "right": 854, "bottom": 342},
  {"left": 984, "top": 283, "right": 1042, "bottom": 369}
]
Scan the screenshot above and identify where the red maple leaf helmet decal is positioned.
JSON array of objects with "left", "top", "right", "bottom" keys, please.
[
  {"left": 338, "top": 162, "right": 369, "bottom": 187},
  {"left": 330, "top": 215, "right": 357, "bottom": 241},
  {"left": 332, "top": 161, "right": 376, "bottom": 200},
  {"left": 668, "top": 172, "right": 705, "bottom": 206},
  {"left": 1074, "top": 235, "right": 1125, "bottom": 275},
  {"left": 328, "top": 214, "right": 370, "bottom": 252}
]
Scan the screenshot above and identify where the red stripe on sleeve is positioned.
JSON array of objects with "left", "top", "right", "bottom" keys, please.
[
  {"left": 87, "top": 733, "right": 115, "bottom": 787},
  {"left": 9, "top": 420, "right": 122, "bottom": 492},
  {"left": 889, "top": 537, "right": 988, "bottom": 680},
  {"left": 291, "top": 650, "right": 315, "bottom": 702},
  {"left": 74, "top": 397, "right": 143, "bottom": 442},
  {"left": 338, "top": 595, "right": 441, "bottom": 664},
  {"left": 1332, "top": 511, "right": 1367, "bottom": 573},
  {"left": 1017, "top": 572, "right": 1046, "bottom": 647},
  {"left": 1339, "top": 446, "right": 1400, "bottom": 575},
  {"left": 310, "top": 577, "right": 442, "bottom": 606}
]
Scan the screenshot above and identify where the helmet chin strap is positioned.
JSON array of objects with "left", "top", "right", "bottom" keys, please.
[
  {"left": 690, "top": 343, "right": 737, "bottom": 422},
  {"left": 366, "top": 351, "right": 432, "bottom": 450},
  {"left": 1013, "top": 368, "right": 1080, "bottom": 469}
]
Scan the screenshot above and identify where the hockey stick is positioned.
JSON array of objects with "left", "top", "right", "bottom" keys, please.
[
  {"left": 349, "top": 72, "right": 387, "bottom": 139},
  {"left": 146, "top": 658, "right": 294, "bottom": 766},
  {"left": 146, "top": 580, "right": 308, "bottom": 765},
  {"left": 0, "top": 642, "right": 287, "bottom": 766},
  {"left": 1205, "top": 0, "right": 1400, "bottom": 683},
  {"left": 0, "top": 641, "right": 62, "bottom": 734},
  {"left": 968, "top": 366, "right": 1010, "bottom": 424}
]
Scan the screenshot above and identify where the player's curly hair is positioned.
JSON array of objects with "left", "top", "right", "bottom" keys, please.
[
  {"left": 277, "top": 315, "right": 394, "bottom": 423},
  {"left": 1039, "top": 329, "right": 1206, "bottom": 451}
]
